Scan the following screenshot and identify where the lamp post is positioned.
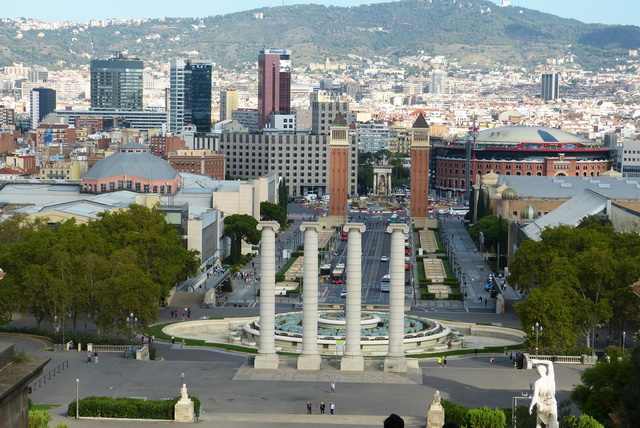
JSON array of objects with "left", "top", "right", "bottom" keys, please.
[
  {"left": 622, "top": 331, "right": 626, "bottom": 354},
  {"left": 532, "top": 322, "right": 542, "bottom": 357},
  {"left": 76, "top": 379, "right": 79, "bottom": 419},
  {"left": 127, "top": 313, "right": 137, "bottom": 349},
  {"left": 181, "top": 372, "right": 185, "bottom": 386}
]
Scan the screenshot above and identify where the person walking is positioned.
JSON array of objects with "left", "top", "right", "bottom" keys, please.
[
  {"left": 320, "top": 402, "right": 326, "bottom": 415},
  {"left": 330, "top": 402, "right": 335, "bottom": 415},
  {"left": 490, "top": 356, "right": 495, "bottom": 367},
  {"left": 93, "top": 351, "right": 99, "bottom": 364},
  {"left": 86, "top": 351, "right": 92, "bottom": 364},
  {"left": 330, "top": 381, "right": 336, "bottom": 394},
  {"left": 437, "top": 356, "right": 442, "bottom": 368},
  {"left": 474, "top": 349, "right": 478, "bottom": 359},
  {"left": 443, "top": 356, "right": 448, "bottom": 368},
  {"left": 306, "top": 401, "right": 312, "bottom": 414}
]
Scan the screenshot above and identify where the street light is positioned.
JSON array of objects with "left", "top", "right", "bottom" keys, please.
[
  {"left": 181, "top": 372, "right": 185, "bottom": 386},
  {"left": 127, "top": 313, "right": 137, "bottom": 349},
  {"left": 622, "top": 331, "right": 627, "bottom": 354},
  {"left": 76, "top": 379, "right": 79, "bottom": 419},
  {"left": 532, "top": 322, "right": 543, "bottom": 357}
]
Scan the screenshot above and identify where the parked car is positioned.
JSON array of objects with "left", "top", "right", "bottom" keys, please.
[
  {"left": 340, "top": 288, "right": 347, "bottom": 298},
  {"left": 201, "top": 302, "right": 214, "bottom": 308},
  {"left": 380, "top": 255, "right": 389, "bottom": 262},
  {"left": 484, "top": 284, "right": 492, "bottom": 292}
]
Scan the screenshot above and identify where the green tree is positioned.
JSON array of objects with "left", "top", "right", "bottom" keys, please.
[
  {"left": 223, "top": 214, "right": 260, "bottom": 264},
  {"left": 260, "top": 201, "right": 287, "bottom": 228},
  {"left": 278, "top": 179, "right": 288, "bottom": 210},
  {"left": 468, "top": 215, "right": 507, "bottom": 253}
]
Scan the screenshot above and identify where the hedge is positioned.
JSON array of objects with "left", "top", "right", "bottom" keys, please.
[{"left": 67, "top": 395, "right": 201, "bottom": 420}]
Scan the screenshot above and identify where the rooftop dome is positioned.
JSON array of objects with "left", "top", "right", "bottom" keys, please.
[
  {"left": 83, "top": 148, "right": 178, "bottom": 181},
  {"left": 471, "top": 126, "right": 594, "bottom": 146},
  {"left": 520, "top": 205, "right": 537, "bottom": 220},
  {"left": 501, "top": 187, "right": 518, "bottom": 200}
]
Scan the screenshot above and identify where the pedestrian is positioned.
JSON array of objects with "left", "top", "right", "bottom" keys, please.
[
  {"left": 86, "top": 351, "right": 92, "bottom": 364},
  {"left": 443, "top": 356, "right": 448, "bottom": 368},
  {"left": 171, "top": 336, "right": 175, "bottom": 344},
  {"left": 437, "top": 356, "right": 442, "bottom": 368},
  {"left": 170, "top": 310, "right": 174, "bottom": 319},
  {"left": 330, "top": 381, "right": 336, "bottom": 394},
  {"left": 474, "top": 349, "right": 478, "bottom": 359},
  {"left": 187, "top": 308, "right": 191, "bottom": 319},
  {"left": 151, "top": 335, "right": 155, "bottom": 343},
  {"left": 330, "top": 402, "right": 335, "bottom": 415},
  {"left": 484, "top": 298, "right": 488, "bottom": 306},
  {"left": 509, "top": 352, "right": 513, "bottom": 362},
  {"left": 478, "top": 296, "right": 483, "bottom": 303},
  {"left": 93, "top": 351, "right": 99, "bottom": 364},
  {"left": 464, "top": 292, "right": 468, "bottom": 299},
  {"left": 490, "top": 356, "right": 495, "bottom": 367},
  {"left": 320, "top": 402, "right": 326, "bottom": 415},
  {"left": 306, "top": 401, "right": 312, "bottom": 414}
]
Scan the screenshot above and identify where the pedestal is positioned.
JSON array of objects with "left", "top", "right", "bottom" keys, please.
[
  {"left": 383, "top": 355, "right": 408, "bottom": 373},
  {"left": 174, "top": 399, "right": 194, "bottom": 423},
  {"left": 254, "top": 353, "right": 280, "bottom": 370},
  {"left": 297, "top": 354, "right": 322, "bottom": 371},
  {"left": 427, "top": 390, "right": 445, "bottom": 428},
  {"left": 340, "top": 354, "right": 365, "bottom": 372}
]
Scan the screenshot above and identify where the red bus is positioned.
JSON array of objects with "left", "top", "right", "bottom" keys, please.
[{"left": 341, "top": 231, "right": 348, "bottom": 241}]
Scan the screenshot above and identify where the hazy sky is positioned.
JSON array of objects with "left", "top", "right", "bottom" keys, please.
[{"left": 3, "top": 0, "right": 638, "bottom": 26}]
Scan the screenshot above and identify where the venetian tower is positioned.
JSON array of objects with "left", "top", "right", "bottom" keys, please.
[
  {"left": 328, "top": 112, "right": 349, "bottom": 223},
  {"left": 410, "top": 113, "right": 431, "bottom": 227}
]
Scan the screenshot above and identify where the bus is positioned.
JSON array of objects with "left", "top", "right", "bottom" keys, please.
[
  {"left": 340, "top": 231, "right": 348, "bottom": 241},
  {"left": 389, "top": 214, "right": 399, "bottom": 224},
  {"left": 320, "top": 264, "right": 332, "bottom": 279},
  {"left": 331, "top": 267, "right": 345, "bottom": 284},
  {"left": 380, "top": 274, "right": 391, "bottom": 292}
]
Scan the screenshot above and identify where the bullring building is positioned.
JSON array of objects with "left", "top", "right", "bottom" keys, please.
[{"left": 430, "top": 126, "right": 616, "bottom": 199}]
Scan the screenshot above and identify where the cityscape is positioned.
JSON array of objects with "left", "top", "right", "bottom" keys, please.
[{"left": 1, "top": 1, "right": 639, "bottom": 428}]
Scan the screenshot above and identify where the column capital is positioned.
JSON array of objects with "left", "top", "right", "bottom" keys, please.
[
  {"left": 257, "top": 221, "right": 280, "bottom": 233},
  {"left": 300, "top": 222, "right": 323, "bottom": 233},
  {"left": 343, "top": 223, "right": 366, "bottom": 233},
  {"left": 386, "top": 223, "right": 409, "bottom": 234}
]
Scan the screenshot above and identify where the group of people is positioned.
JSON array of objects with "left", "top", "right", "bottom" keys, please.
[
  {"left": 436, "top": 356, "right": 448, "bottom": 367},
  {"left": 86, "top": 351, "right": 99, "bottom": 364},
  {"left": 170, "top": 308, "right": 191, "bottom": 320},
  {"left": 306, "top": 401, "right": 335, "bottom": 415}
]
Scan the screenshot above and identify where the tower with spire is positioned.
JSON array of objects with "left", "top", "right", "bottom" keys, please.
[{"left": 410, "top": 113, "right": 431, "bottom": 222}]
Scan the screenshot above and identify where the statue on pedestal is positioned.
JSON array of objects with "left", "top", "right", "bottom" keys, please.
[
  {"left": 427, "top": 390, "right": 444, "bottom": 428},
  {"left": 180, "top": 383, "right": 189, "bottom": 401},
  {"left": 528, "top": 359, "right": 558, "bottom": 428}
]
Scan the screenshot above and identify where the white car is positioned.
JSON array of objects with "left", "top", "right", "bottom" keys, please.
[
  {"left": 340, "top": 288, "right": 347, "bottom": 298},
  {"left": 380, "top": 255, "right": 389, "bottom": 262}
]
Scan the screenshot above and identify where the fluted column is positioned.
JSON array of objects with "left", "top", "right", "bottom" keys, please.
[
  {"left": 341, "top": 222, "right": 366, "bottom": 372},
  {"left": 254, "top": 221, "right": 280, "bottom": 370},
  {"left": 297, "top": 222, "right": 322, "bottom": 370},
  {"left": 385, "top": 223, "right": 410, "bottom": 373}
]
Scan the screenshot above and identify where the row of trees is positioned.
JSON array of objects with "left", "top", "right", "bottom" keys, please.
[
  {"left": 509, "top": 217, "right": 640, "bottom": 350},
  {"left": 0, "top": 205, "right": 200, "bottom": 335}
]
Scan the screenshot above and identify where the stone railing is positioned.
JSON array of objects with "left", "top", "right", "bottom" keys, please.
[{"left": 523, "top": 352, "right": 595, "bottom": 369}]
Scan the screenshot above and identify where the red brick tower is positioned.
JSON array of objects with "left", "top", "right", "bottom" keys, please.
[
  {"left": 329, "top": 112, "right": 349, "bottom": 218},
  {"left": 410, "top": 113, "right": 431, "bottom": 220}
]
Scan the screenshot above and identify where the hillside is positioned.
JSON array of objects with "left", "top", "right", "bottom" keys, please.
[{"left": 1, "top": 0, "right": 639, "bottom": 70}]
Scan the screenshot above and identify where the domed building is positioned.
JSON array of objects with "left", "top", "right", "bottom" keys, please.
[
  {"left": 431, "top": 126, "right": 616, "bottom": 198},
  {"left": 82, "top": 142, "right": 182, "bottom": 194}
]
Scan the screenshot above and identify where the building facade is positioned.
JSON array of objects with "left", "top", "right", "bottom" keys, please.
[
  {"left": 311, "top": 90, "right": 349, "bottom": 136},
  {"left": 258, "top": 49, "right": 291, "bottom": 130},
  {"left": 617, "top": 140, "right": 640, "bottom": 177},
  {"left": 219, "top": 89, "right": 239, "bottom": 121},
  {"left": 90, "top": 55, "right": 144, "bottom": 111},
  {"left": 167, "top": 149, "right": 225, "bottom": 180},
  {"left": 169, "top": 59, "right": 212, "bottom": 133},
  {"left": 30, "top": 87, "right": 56, "bottom": 129},
  {"left": 541, "top": 72, "right": 559, "bottom": 101}
]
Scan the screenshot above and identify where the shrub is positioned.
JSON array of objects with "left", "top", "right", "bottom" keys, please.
[
  {"left": 67, "top": 395, "right": 201, "bottom": 420},
  {"left": 28, "top": 410, "right": 52, "bottom": 428},
  {"left": 466, "top": 406, "right": 506, "bottom": 428},
  {"left": 442, "top": 399, "right": 469, "bottom": 426}
]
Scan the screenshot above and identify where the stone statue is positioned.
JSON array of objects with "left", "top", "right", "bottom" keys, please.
[
  {"left": 528, "top": 359, "right": 558, "bottom": 428},
  {"left": 432, "top": 390, "right": 441, "bottom": 406},
  {"left": 180, "top": 383, "right": 188, "bottom": 401}
]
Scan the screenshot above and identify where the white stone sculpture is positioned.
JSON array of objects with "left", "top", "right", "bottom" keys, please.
[{"left": 528, "top": 359, "right": 558, "bottom": 428}]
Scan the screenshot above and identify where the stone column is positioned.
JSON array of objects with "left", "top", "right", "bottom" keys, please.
[
  {"left": 254, "top": 221, "right": 280, "bottom": 370},
  {"left": 385, "top": 223, "right": 410, "bottom": 373},
  {"left": 298, "top": 222, "right": 322, "bottom": 370},
  {"left": 341, "top": 223, "right": 366, "bottom": 372}
]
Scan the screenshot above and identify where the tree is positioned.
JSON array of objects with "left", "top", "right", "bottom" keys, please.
[
  {"left": 223, "top": 214, "right": 260, "bottom": 264},
  {"left": 571, "top": 346, "right": 640, "bottom": 427},
  {"left": 278, "top": 179, "right": 288, "bottom": 210},
  {"left": 467, "top": 215, "right": 507, "bottom": 253},
  {"left": 260, "top": 201, "right": 287, "bottom": 228}
]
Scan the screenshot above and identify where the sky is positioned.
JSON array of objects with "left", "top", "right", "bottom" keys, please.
[{"left": 2, "top": 0, "right": 638, "bottom": 27}]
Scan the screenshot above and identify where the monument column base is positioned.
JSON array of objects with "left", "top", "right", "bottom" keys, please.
[
  {"left": 174, "top": 400, "right": 194, "bottom": 423},
  {"left": 426, "top": 390, "right": 445, "bottom": 428},
  {"left": 340, "top": 355, "right": 364, "bottom": 372},
  {"left": 254, "top": 353, "right": 279, "bottom": 370},
  {"left": 297, "top": 354, "right": 322, "bottom": 371},
  {"left": 384, "top": 355, "right": 408, "bottom": 373}
]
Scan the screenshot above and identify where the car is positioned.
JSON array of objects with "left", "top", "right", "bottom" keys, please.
[
  {"left": 201, "top": 302, "right": 214, "bottom": 308},
  {"left": 405, "top": 263, "right": 411, "bottom": 271},
  {"left": 340, "top": 288, "right": 347, "bottom": 298},
  {"left": 380, "top": 255, "right": 389, "bottom": 262},
  {"left": 484, "top": 284, "right": 492, "bottom": 292}
]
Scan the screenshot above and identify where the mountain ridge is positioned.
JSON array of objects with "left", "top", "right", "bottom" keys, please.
[{"left": 1, "top": 0, "right": 638, "bottom": 70}]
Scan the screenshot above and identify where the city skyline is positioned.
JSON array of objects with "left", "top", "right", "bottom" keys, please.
[{"left": 3, "top": 0, "right": 639, "bottom": 27}]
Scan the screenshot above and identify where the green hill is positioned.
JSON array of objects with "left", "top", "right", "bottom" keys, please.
[{"left": 2, "top": 0, "right": 638, "bottom": 70}]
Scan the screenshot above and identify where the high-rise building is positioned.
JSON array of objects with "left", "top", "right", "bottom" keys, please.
[
  {"left": 169, "top": 59, "right": 212, "bottom": 133},
  {"left": 258, "top": 49, "right": 291, "bottom": 129},
  {"left": 90, "top": 54, "right": 143, "bottom": 111},
  {"left": 311, "top": 90, "right": 349, "bottom": 136},
  {"left": 541, "top": 72, "right": 559, "bottom": 101},
  {"left": 429, "top": 69, "right": 450, "bottom": 96},
  {"left": 219, "top": 89, "right": 239, "bottom": 121},
  {"left": 30, "top": 87, "right": 56, "bottom": 129}
]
